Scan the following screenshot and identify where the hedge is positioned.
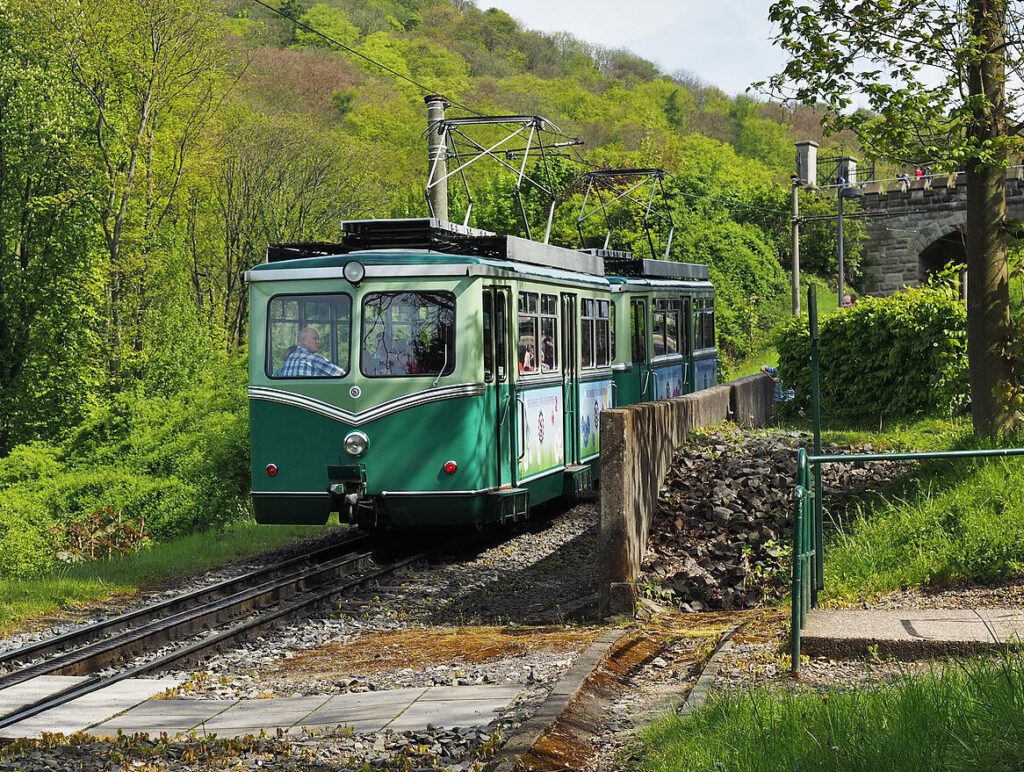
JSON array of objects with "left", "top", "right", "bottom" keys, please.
[{"left": 776, "top": 287, "right": 968, "bottom": 423}]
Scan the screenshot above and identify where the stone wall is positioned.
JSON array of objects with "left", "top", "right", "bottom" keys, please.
[{"left": 598, "top": 374, "right": 774, "bottom": 615}]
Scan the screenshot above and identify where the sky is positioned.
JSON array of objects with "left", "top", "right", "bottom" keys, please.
[{"left": 480, "top": 1, "right": 785, "bottom": 96}]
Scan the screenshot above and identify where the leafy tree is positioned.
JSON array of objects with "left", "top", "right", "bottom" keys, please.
[
  {"left": 295, "top": 3, "right": 360, "bottom": 48},
  {"left": 31, "top": 0, "right": 230, "bottom": 386},
  {"left": 762, "top": 0, "right": 1021, "bottom": 435},
  {"left": 0, "top": 3, "right": 103, "bottom": 453},
  {"left": 188, "top": 110, "right": 386, "bottom": 347}
]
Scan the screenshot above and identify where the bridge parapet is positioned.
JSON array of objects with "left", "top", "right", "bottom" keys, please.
[{"left": 855, "top": 169, "right": 1024, "bottom": 295}]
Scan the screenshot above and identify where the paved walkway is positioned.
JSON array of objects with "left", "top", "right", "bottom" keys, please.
[
  {"left": 0, "top": 676, "right": 520, "bottom": 740},
  {"left": 803, "top": 607, "right": 1024, "bottom": 658}
]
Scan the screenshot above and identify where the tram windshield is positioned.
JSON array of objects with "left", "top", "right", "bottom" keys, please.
[
  {"left": 266, "top": 294, "right": 351, "bottom": 379},
  {"left": 361, "top": 292, "right": 456, "bottom": 377}
]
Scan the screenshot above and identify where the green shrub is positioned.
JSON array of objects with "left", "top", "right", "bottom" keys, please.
[
  {"left": 776, "top": 287, "right": 968, "bottom": 423},
  {"left": 0, "top": 495, "right": 56, "bottom": 577},
  {"left": 0, "top": 355, "right": 250, "bottom": 578}
]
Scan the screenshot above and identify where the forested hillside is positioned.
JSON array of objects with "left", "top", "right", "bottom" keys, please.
[{"left": 0, "top": 0, "right": 853, "bottom": 575}]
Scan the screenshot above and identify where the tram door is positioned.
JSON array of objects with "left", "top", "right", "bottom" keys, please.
[
  {"left": 682, "top": 296, "right": 693, "bottom": 392},
  {"left": 485, "top": 287, "right": 516, "bottom": 488},
  {"left": 561, "top": 293, "right": 579, "bottom": 465},
  {"left": 631, "top": 298, "right": 651, "bottom": 401}
]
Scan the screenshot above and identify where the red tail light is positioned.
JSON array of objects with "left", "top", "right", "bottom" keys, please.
[
  {"left": 443, "top": 460, "right": 458, "bottom": 475},
  {"left": 266, "top": 463, "right": 278, "bottom": 477}
]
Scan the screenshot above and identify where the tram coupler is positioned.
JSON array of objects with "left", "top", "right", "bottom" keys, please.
[{"left": 328, "top": 464, "right": 366, "bottom": 523}]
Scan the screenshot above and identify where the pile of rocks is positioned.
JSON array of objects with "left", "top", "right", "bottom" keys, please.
[{"left": 644, "top": 428, "right": 905, "bottom": 610}]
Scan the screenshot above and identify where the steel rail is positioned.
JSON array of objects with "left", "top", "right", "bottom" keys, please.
[
  {"left": 0, "top": 531, "right": 371, "bottom": 673},
  {"left": 0, "top": 549, "right": 430, "bottom": 731},
  {"left": 0, "top": 547, "right": 378, "bottom": 694}
]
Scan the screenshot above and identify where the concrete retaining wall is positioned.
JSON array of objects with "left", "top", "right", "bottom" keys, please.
[
  {"left": 598, "top": 374, "right": 774, "bottom": 615},
  {"left": 730, "top": 373, "right": 775, "bottom": 428}
]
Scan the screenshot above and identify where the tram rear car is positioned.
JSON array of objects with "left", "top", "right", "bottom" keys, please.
[{"left": 246, "top": 220, "right": 717, "bottom": 529}]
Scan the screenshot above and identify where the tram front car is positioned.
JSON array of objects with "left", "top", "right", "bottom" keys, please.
[{"left": 247, "top": 247, "right": 493, "bottom": 530}]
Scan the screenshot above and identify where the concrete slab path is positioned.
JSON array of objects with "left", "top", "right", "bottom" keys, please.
[
  {"left": 803, "top": 607, "right": 1024, "bottom": 658},
  {"left": 0, "top": 676, "right": 181, "bottom": 739},
  {"left": 89, "top": 684, "right": 521, "bottom": 739},
  {"left": 0, "top": 677, "right": 522, "bottom": 739}
]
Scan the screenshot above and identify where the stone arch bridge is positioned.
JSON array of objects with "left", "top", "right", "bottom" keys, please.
[{"left": 856, "top": 170, "right": 1024, "bottom": 295}]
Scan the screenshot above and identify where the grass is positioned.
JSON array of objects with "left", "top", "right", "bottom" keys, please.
[
  {"left": 730, "top": 274, "right": 847, "bottom": 380},
  {"left": 638, "top": 652, "right": 1024, "bottom": 772},
  {"left": 817, "top": 416, "right": 971, "bottom": 450},
  {"left": 824, "top": 452, "right": 1024, "bottom": 598},
  {"left": 0, "top": 518, "right": 341, "bottom": 632}
]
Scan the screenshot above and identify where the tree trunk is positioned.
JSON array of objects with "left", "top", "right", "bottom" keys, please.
[{"left": 966, "top": 0, "right": 1014, "bottom": 435}]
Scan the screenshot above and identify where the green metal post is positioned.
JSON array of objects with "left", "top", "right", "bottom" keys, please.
[
  {"left": 790, "top": 482, "right": 804, "bottom": 675},
  {"left": 808, "top": 285, "right": 824, "bottom": 600}
]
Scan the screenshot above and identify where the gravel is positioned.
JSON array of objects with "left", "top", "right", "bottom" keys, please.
[
  {"left": 644, "top": 427, "right": 907, "bottom": 610},
  {"left": 0, "top": 530, "right": 362, "bottom": 660}
]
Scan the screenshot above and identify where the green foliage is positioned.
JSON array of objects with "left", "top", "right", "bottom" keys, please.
[
  {"left": 296, "top": 3, "right": 360, "bottom": 48},
  {"left": 797, "top": 190, "right": 866, "bottom": 281},
  {"left": 676, "top": 219, "right": 788, "bottom": 362},
  {"left": 776, "top": 288, "right": 968, "bottom": 423},
  {"left": 640, "top": 652, "right": 1024, "bottom": 771},
  {"left": 827, "top": 455, "right": 1024, "bottom": 595},
  {"left": 0, "top": 355, "right": 249, "bottom": 577}
]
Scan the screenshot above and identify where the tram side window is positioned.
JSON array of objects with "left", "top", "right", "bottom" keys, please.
[
  {"left": 518, "top": 292, "right": 538, "bottom": 373},
  {"left": 267, "top": 294, "right": 350, "bottom": 379},
  {"left": 652, "top": 299, "right": 680, "bottom": 356},
  {"left": 609, "top": 303, "right": 616, "bottom": 361},
  {"left": 631, "top": 302, "right": 646, "bottom": 362},
  {"left": 517, "top": 292, "right": 558, "bottom": 374},
  {"left": 540, "top": 294, "right": 558, "bottom": 372},
  {"left": 581, "top": 298, "right": 611, "bottom": 369},
  {"left": 483, "top": 293, "right": 494, "bottom": 382},
  {"left": 361, "top": 292, "right": 455, "bottom": 377},
  {"left": 698, "top": 298, "right": 716, "bottom": 349}
]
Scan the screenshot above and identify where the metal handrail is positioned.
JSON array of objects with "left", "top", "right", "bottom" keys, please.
[{"left": 790, "top": 445, "right": 1024, "bottom": 675}]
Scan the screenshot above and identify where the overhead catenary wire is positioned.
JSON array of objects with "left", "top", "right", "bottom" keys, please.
[
  {"left": 248, "top": 0, "right": 484, "bottom": 116},
  {"left": 672, "top": 190, "right": 789, "bottom": 216}
]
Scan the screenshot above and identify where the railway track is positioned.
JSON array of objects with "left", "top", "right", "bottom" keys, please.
[{"left": 0, "top": 529, "right": 440, "bottom": 733}]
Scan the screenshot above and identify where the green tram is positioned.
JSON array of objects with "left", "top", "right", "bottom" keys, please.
[{"left": 247, "top": 219, "right": 716, "bottom": 529}]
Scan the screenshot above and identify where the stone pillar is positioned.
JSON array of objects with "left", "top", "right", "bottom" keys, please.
[
  {"left": 839, "top": 156, "right": 858, "bottom": 185},
  {"left": 796, "top": 141, "right": 819, "bottom": 188}
]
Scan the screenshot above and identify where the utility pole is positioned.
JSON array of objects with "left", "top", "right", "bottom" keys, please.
[
  {"left": 836, "top": 182, "right": 845, "bottom": 305},
  {"left": 425, "top": 95, "right": 449, "bottom": 223},
  {"left": 793, "top": 140, "right": 818, "bottom": 316},
  {"left": 835, "top": 156, "right": 856, "bottom": 307},
  {"left": 791, "top": 175, "right": 801, "bottom": 315}
]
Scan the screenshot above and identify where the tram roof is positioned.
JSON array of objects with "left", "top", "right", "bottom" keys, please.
[
  {"left": 247, "top": 249, "right": 611, "bottom": 287},
  {"left": 254, "top": 219, "right": 710, "bottom": 284}
]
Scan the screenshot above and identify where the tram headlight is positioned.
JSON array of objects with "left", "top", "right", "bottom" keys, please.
[
  {"left": 343, "top": 431, "right": 369, "bottom": 457},
  {"left": 343, "top": 261, "right": 366, "bottom": 284}
]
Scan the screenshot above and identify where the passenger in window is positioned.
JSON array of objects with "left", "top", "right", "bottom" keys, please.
[
  {"left": 520, "top": 343, "right": 536, "bottom": 373},
  {"left": 275, "top": 327, "right": 344, "bottom": 377},
  {"left": 541, "top": 337, "right": 555, "bottom": 371}
]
